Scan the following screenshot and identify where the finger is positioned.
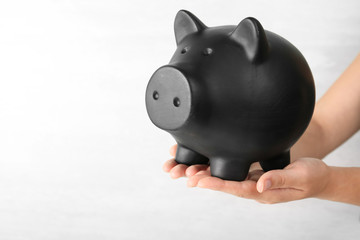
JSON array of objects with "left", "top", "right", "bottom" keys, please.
[
  {"left": 197, "top": 177, "right": 260, "bottom": 199},
  {"left": 247, "top": 169, "right": 264, "bottom": 181},
  {"left": 187, "top": 170, "right": 211, "bottom": 187},
  {"left": 185, "top": 165, "right": 210, "bottom": 177},
  {"left": 162, "top": 158, "right": 178, "bottom": 172},
  {"left": 257, "top": 168, "right": 299, "bottom": 193},
  {"left": 258, "top": 188, "right": 305, "bottom": 204},
  {"left": 169, "top": 164, "right": 188, "bottom": 179},
  {"left": 169, "top": 144, "right": 177, "bottom": 157}
]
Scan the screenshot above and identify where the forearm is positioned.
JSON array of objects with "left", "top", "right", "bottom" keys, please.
[
  {"left": 291, "top": 113, "right": 327, "bottom": 160},
  {"left": 291, "top": 53, "right": 360, "bottom": 160},
  {"left": 317, "top": 166, "right": 360, "bottom": 206},
  {"left": 315, "top": 54, "right": 360, "bottom": 154}
]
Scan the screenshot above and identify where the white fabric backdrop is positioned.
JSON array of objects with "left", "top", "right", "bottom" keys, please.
[{"left": 0, "top": 0, "right": 359, "bottom": 239}]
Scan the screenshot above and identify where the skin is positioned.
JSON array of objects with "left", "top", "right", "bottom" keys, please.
[{"left": 163, "top": 53, "right": 360, "bottom": 205}]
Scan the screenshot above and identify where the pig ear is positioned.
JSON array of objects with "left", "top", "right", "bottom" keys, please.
[
  {"left": 174, "top": 10, "right": 207, "bottom": 45},
  {"left": 229, "top": 17, "right": 269, "bottom": 63}
]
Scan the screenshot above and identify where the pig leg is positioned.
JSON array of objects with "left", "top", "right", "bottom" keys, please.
[
  {"left": 210, "top": 157, "right": 251, "bottom": 181},
  {"left": 175, "top": 145, "right": 209, "bottom": 166},
  {"left": 259, "top": 151, "right": 290, "bottom": 172}
]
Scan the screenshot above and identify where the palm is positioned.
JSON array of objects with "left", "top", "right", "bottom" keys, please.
[
  {"left": 163, "top": 144, "right": 264, "bottom": 181},
  {"left": 163, "top": 145, "right": 330, "bottom": 204}
]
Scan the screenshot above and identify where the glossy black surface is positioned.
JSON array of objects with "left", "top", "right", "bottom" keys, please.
[{"left": 146, "top": 10, "right": 315, "bottom": 181}]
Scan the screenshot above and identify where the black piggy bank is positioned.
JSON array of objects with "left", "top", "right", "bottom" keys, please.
[{"left": 145, "top": 10, "right": 315, "bottom": 181}]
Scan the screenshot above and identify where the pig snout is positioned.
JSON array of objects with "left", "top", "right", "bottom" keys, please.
[{"left": 145, "top": 66, "right": 192, "bottom": 130}]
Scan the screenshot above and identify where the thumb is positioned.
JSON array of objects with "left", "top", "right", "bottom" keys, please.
[{"left": 256, "top": 168, "right": 298, "bottom": 193}]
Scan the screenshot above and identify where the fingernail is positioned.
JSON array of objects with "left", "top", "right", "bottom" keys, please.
[
  {"left": 187, "top": 179, "right": 195, "bottom": 188},
  {"left": 257, "top": 182, "right": 263, "bottom": 193},
  {"left": 264, "top": 180, "right": 272, "bottom": 191},
  {"left": 185, "top": 169, "right": 192, "bottom": 177},
  {"left": 170, "top": 172, "right": 178, "bottom": 179}
]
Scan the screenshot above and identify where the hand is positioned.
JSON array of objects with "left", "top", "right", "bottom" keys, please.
[
  {"left": 163, "top": 145, "right": 331, "bottom": 204},
  {"left": 162, "top": 145, "right": 210, "bottom": 179},
  {"left": 163, "top": 145, "right": 262, "bottom": 178}
]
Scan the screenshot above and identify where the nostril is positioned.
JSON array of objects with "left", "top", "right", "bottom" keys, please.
[
  {"left": 181, "top": 47, "right": 189, "bottom": 54},
  {"left": 203, "top": 48, "right": 213, "bottom": 56},
  {"left": 173, "top": 97, "right": 180, "bottom": 107},
  {"left": 153, "top": 91, "right": 159, "bottom": 100}
]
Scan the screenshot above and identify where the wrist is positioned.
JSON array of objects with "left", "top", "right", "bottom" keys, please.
[
  {"left": 315, "top": 166, "right": 360, "bottom": 206},
  {"left": 315, "top": 165, "right": 336, "bottom": 200}
]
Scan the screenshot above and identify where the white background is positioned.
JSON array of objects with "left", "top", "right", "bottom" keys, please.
[{"left": 0, "top": 0, "right": 359, "bottom": 239}]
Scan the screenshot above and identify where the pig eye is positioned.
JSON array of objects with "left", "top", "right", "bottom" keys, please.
[
  {"left": 181, "top": 47, "right": 189, "bottom": 54},
  {"left": 203, "top": 48, "right": 213, "bottom": 56}
]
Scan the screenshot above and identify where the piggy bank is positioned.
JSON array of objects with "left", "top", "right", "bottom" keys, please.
[{"left": 145, "top": 10, "right": 315, "bottom": 181}]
